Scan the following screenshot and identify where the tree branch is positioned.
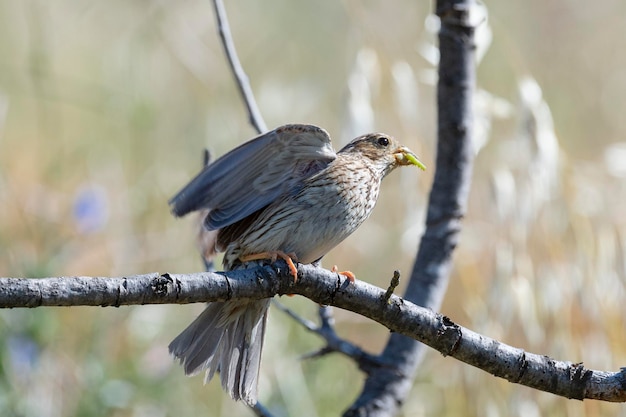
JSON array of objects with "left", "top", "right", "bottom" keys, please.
[
  {"left": 273, "top": 303, "right": 383, "bottom": 374},
  {"left": 1, "top": 265, "right": 624, "bottom": 403},
  {"left": 345, "top": 1, "right": 479, "bottom": 414},
  {"left": 212, "top": 0, "right": 267, "bottom": 134}
]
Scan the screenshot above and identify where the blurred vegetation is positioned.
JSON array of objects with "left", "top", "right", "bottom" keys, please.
[{"left": 0, "top": 1, "right": 625, "bottom": 416}]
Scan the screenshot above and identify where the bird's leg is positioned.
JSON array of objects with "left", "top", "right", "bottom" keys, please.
[
  {"left": 331, "top": 265, "right": 356, "bottom": 283},
  {"left": 240, "top": 251, "right": 299, "bottom": 279}
]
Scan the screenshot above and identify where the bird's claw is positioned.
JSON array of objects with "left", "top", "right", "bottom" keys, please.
[
  {"left": 331, "top": 265, "right": 356, "bottom": 283},
  {"left": 240, "top": 250, "right": 299, "bottom": 281}
]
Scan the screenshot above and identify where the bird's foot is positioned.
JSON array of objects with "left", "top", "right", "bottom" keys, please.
[
  {"left": 240, "top": 251, "right": 299, "bottom": 280},
  {"left": 331, "top": 265, "right": 356, "bottom": 283}
]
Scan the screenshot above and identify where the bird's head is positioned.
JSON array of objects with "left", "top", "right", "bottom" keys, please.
[{"left": 339, "top": 133, "right": 426, "bottom": 177}]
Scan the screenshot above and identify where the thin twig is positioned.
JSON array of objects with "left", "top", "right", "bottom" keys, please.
[
  {"left": 207, "top": 7, "right": 274, "bottom": 406},
  {"left": 251, "top": 400, "right": 274, "bottom": 417},
  {"left": 272, "top": 299, "right": 319, "bottom": 332},
  {"left": 212, "top": 0, "right": 267, "bottom": 134},
  {"left": 199, "top": 148, "right": 216, "bottom": 273},
  {"left": 381, "top": 270, "right": 401, "bottom": 304},
  {"left": 272, "top": 302, "right": 384, "bottom": 373}
]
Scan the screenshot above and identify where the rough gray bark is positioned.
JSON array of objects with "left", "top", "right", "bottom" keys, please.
[
  {"left": 344, "top": 0, "right": 478, "bottom": 415},
  {"left": 1, "top": 264, "right": 625, "bottom": 403}
]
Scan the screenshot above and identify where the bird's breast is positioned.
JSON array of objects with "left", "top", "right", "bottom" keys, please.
[
  {"left": 284, "top": 163, "right": 381, "bottom": 262},
  {"left": 227, "top": 161, "right": 382, "bottom": 266}
]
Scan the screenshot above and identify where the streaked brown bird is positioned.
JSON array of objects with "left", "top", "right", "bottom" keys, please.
[{"left": 168, "top": 124, "right": 425, "bottom": 404}]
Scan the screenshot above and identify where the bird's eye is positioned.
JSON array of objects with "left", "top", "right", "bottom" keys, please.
[{"left": 377, "top": 136, "right": 389, "bottom": 147}]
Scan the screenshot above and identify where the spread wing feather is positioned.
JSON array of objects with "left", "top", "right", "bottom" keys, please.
[{"left": 169, "top": 124, "right": 336, "bottom": 230}]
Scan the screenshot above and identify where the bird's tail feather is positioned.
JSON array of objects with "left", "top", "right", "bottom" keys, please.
[{"left": 169, "top": 299, "right": 271, "bottom": 405}]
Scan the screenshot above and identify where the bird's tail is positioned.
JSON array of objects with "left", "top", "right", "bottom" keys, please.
[{"left": 169, "top": 299, "right": 271, "bottom": 405}]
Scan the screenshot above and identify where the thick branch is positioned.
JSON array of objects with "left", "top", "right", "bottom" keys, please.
[
  {"left": 346, "top": 1, "right": 479, "bottom": 415},
  {"left": 0, "top": 265, "right": 624, "bottom": 402}
]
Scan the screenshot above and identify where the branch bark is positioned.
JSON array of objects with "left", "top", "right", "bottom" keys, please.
[
  {"left": 344, "top": 1, "right": 478, "bottom": 415},
  {"left": 212, "top": 0, "right": 267, "bottom": 134},
  {"left": 273, "top": 303, "right": 382, "bottom": 373},
  {"left": 1, "top": 266, "right": 625, "bottom": 403}
]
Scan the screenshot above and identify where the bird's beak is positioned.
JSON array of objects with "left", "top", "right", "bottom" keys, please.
[{"left": 394, "top": 147, "right": 426, "bottom": 171}]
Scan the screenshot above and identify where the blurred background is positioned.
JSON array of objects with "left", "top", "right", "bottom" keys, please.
[{"left": 1, "top": 1, "right": 625, "bottom": 416}]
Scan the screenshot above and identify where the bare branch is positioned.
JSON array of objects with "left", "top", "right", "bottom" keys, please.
[
  {"left": 345, "top": 1, "right": 480, "bottom": 415},
  {"left": 212, "top": 0, "right": 267, "bottom": 134},
  {"left": 381, "top": 270, "right": 401, "bottom": 304},
  {"left": 251, "top": 401, "right": 275, "bottom": 417},
  {"left": 1, "top": 265, "right": 625, "bottom": 403},
  {"left": 273, "top": 302, "right": 383, "bottom": 374}
]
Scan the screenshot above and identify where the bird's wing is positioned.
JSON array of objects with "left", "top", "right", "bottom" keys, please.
[{"left": 169, "top": 124, "right": 337, "bottom": 230}]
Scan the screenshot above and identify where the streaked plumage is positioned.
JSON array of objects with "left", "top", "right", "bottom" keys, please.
[{"left": 168, "top": 124, "right": 424, "bottom": 404}]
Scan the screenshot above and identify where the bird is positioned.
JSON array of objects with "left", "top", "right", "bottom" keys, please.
[{"left": 168, "top": 123, "right": 425, "bottom": 405}]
